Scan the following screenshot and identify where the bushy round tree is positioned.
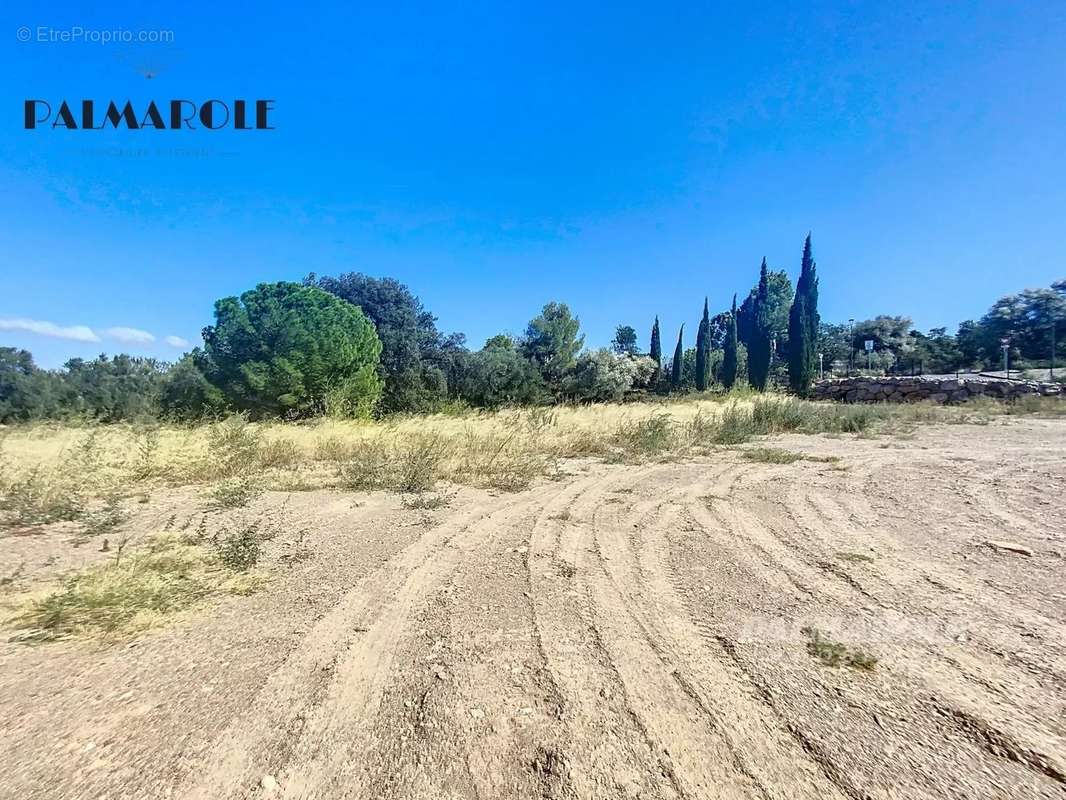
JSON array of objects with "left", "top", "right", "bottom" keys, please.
[
  {"left": 460, "top": 342, "right": 547, "bottom": 408},
  {"left": 200, "top": 282, "right": 382, "bottom": 417}
]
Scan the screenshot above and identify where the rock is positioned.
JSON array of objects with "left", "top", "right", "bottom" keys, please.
[
  {"left": 811, "top": 376, "right": 1064, "bottom": 405},
  {"left": 261, "top": 775, "right": 278, "bottom": 793},
  {"left": 985, "top": 540, "right": 1033, "bottom": 557}
]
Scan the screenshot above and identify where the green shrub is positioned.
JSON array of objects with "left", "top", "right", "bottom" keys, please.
[{"left": 213, "top": 524, "right": 263, "bottom": 571}]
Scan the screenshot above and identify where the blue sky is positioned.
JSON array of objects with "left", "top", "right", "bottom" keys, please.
[{"left": 2, "top": 1, "right": 1065, "bottom": 367}]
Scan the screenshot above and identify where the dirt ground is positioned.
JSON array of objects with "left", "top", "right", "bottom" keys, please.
[{"left": 1, "top": 418, "right": 1065, "bottom": 799}]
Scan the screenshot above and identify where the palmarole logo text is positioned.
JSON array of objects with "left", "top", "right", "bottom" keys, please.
[{"left": 24, "top": 100, "right": 275, "bottom": 130}]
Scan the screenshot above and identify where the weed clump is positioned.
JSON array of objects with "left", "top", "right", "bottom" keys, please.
[
  {"left": 207, "top": 474, "right": 263, "bottom": 509},
  {"left": 212, "top": 523, "right": 264, "bottom": 571},
  {"left": 802, "top": 626, "right": 878, "bottom": 671},
  {"left": 8, "top": 534, "right": 261, "bottom": 642},
  {"left": 0, "top": 466, "right": 86, "bottom": 526},
  {"left": 836, "top": 551, "right": 875, "bottom": 563},
  {"left": 741, "top": 448, "right": 841, "bottom": 465},
  {"left": 612, "top": 413, "right": 675, "bottom": 460},
  {"left": 338, "top": 434, "right": 447, "bottom": 493},
  {"left": 205, "top": 415, "right": 263, "bottom": 478}
]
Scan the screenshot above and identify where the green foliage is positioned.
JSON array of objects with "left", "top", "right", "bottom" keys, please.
[
  {"left": 213, "top": 523, "right": 264, "bottom": 570},
  {"left": 611, "top": 325, "right": 639, "bottom": 356},
  {"left": 649, "top": 316, "right": 663, "bottom": 385},
  {"left": 562, "top": 350, "right": 658, "bottom": 403},
  {"left": 816, "top": 322, "right": 852, "bottom": 374},
  {"left": 520, "top": 302, "right": 585, "bottom": 389},
  {"left": 200, "top": 282, "right": 383, "bottom": 418},
  {"left": 207, "top": 475, "right": 263, "bottom": 509},
  {"left": 737, "top": 268, "right": 793, "bottom": 350},
  {"left": 788, "top": 234, "right": 820, "bottom": 395},
  {"left": 852, "top": 316, "right": 915, "bottom": 365},
  {"left": 159, "top": 351, "right": 225, "bottom": 419},
  {"left": 748, "top": 260, "right": 773, "bottom": 391},
  {"left": 679, "top": 347, "right": 698, "bottom": 390},
  {"left": 695, "top": 298, "right": 711, "bottom": 391},
  {"left": 802, "top": 626, "right": 877, "bottom": 671},
  {"left": 483, "top": 333, "right": 516, "bottom": 350},
  {"left": 0, "top": 348, "right": 62, "bottom": 423},
  {"left": 59, "top": 355, "right": 165, "bottom": 422},
  {"left": 722, "top": 295, "right": 739, "bottom": 389},
  {"left": 910, "top": 328, "right": 962, "bottom": 373},
  {"left": 310, "top": 272, "right": 463, "bottom": 414},
  {"left": 974, "top": 284, "right": 1066, "bottom": 366},
  {"left": 670, "top": 325, "right": 685, "bottom": 389},
  {"left": 460, "top": 345, "right": 548, "bottom": 408}
]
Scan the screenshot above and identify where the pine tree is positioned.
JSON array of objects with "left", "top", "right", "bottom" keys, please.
[
  {"left": 788, "top": 234, "right": 820, "bottom": 396},
  {"left": 749, "top": 259, "right": 772, "bottom": 391},
  {"left": 671, "top": 324, "right": 684, "bottom": 389},
  {"left": 723, "top": 293, "right": 739, "bottom": 389},
  {"left": 649, "top": 316, "right": 662, "bottom": 381},
  {"left": 695, "top": 297, "right": 710, "bottom": 391}
]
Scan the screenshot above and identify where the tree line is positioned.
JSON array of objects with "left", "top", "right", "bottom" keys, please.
[{"left": 2, "top": 237, "right": 1064, "bottom": 423}]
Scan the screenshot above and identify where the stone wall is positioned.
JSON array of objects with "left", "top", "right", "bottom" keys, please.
[{"left": 811, "top": 376, "right": 1063, "bottom": 404}]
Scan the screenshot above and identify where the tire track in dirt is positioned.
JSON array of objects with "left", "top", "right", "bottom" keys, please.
[
  {"left": 181, "top": 486, "right": 564, "bottom": 800},
  {"left": 588, "top": 467, "right": 855, "bottom": 800},
  {"left": 526, "top": 466, "right": 686, "bottom": 800},
  {"left": 276, "top": 482, "right": 588, "bottom": 800},
  {"left": 787, "top": 483, "right": 1066, "bottom": 784},
  {"left": 807, "top": 489, "right": 1066, "bottom": 684},
  {"left": 693, "top": 457, "right": 1066, "bottom": 796},
  {"left": 356, "top": 487, "right": 574, "bottom": 800}
]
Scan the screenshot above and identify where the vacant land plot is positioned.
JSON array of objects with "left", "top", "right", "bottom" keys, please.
[{"left": 0, "top": 401, "right": 1064, "bottom": 799}]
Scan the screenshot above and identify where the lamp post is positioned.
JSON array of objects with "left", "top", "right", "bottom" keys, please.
[
  {"left": 818, "top": 352, "right": 824, "bottom": 380},
  {"left": 848, "top": 318, "right": 855, "bottom": 377},
  {"left": 1001, "top": 337, "right": 1010, "bottom": 380}
]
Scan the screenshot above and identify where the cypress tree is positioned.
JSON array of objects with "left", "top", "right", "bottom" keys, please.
[
  {"left": 695, "top": 297, "right": 710, "bottom": 391},
  {"left": 723, "top": 293, "right": 739, "bottom": 389},
  {"left": 649, "top": 316, "right": 662, "bottom": 381},
  {"left": 788, "top": 234, "right": 820, "bottom": 396},
  {"left": 671, "top": 324, "right": 684, "bottom": 389},
  {"left": 749, "top": 259, "right": 772, "bottom": 391}
]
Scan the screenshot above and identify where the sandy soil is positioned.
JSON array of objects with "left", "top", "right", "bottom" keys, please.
[{"left": 1, "top": 418, "right": 1065, "bottom": 799}]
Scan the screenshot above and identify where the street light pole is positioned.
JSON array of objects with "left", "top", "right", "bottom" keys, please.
[
  {"left": 848, "top": 319, "right": 855, "bottom": 377},
  {"left": 1001, "top": 338, "right": 1010, "bottom": 380}
]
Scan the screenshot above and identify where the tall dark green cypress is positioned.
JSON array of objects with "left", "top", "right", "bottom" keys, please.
[
  {"left": 649, "top": 316, "right": 662, "bottom": 381},
  {"left": 722, "top": 293, "right": 739, "bottom": 389},
  {"left": 695, "top": 297, "right": 710, "bottom": 391},
  {"left": 749, "top": 259, "right": 772, "bottom": 391},
  {"left": 671, "top": 324, "right": 684, "bottom": 389},
  {"left": 788, "top": 234, "right": 820, "bottom": 396}
]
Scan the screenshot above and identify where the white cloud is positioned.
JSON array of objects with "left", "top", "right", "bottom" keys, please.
[
  {"left": 103, "top": 327, "right": 155, "bottom": 344},
  {"left": 0, "top": 317, "right": 100, "bottom": 343},
  {"left": 164, "top": 335, "right": 191, "bottom": 348}
]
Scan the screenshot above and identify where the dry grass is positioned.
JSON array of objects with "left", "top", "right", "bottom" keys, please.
[
  {"left": 4, "top": 533, "right": 264, "bottom": 642},
  {"left": 0, "top": 394, "right": 1059, "bottom": 526}
]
